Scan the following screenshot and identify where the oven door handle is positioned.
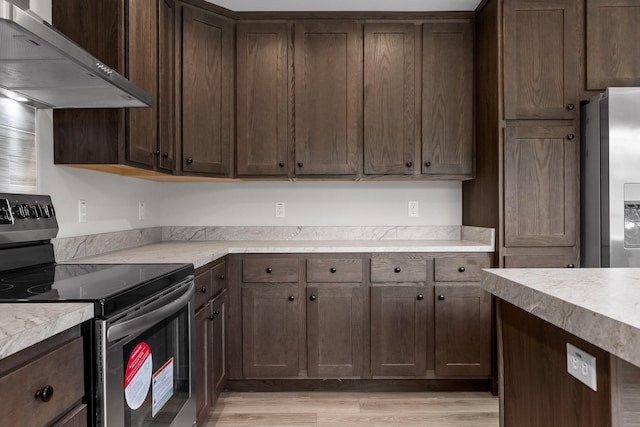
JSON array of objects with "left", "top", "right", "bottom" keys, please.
[{"left": 107, "top": 281, "right": 194, "bottom": 342}]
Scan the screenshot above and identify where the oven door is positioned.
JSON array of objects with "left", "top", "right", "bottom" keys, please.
[{"left": 95, "top": 278, "right": 195, "bottom": 427}]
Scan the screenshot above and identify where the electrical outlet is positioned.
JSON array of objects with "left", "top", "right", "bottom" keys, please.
[
  {"left": 408, "top": 201, "right": 419, "bottom": 217},
  {"left": 78, "top": 199, "right": 87, "bottom": 223},
  {"left": 138, "top": 201, "right": 145, "bottom": 221},
  {"left": 567, "top": 343, "right": 597, "bottom": 391},
  {"left": 275, "top": 202, "right": 286, "bottom": 218}
]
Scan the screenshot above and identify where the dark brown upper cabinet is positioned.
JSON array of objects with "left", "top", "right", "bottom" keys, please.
[
  {"left": 363, "top": 23, "right": 416, "bottom": 176},
  {"left": 504, "top": 124, "right": 577, "bottom": 247},
  {"left": 236, "top": 22, "right": 292, "bottom": 177},
  {"left": 422, "top": 22, "right": 474, "bottom": 177},
  {"left": 53, "top": 0, "right": 176, "bottom": 174},
  {"left": 503, "top": 0, "right": 580, "bottom": 119},
  {"left": 294, "top": 21, "right": 363, "bottom": 176},
  {"left": 180, "top": 5, "right": 234, "bottom": 176},
  {"left": 586, "top": 0, "right": 640, "bottom": 90}
]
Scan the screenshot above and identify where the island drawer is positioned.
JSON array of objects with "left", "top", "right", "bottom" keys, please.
[
  {"left": 194, "top": 268, "right": 212, "bottom": 309},
  {"left": 370, "top": 258, "right": 428, "bottom": 283},
  {"left": 306, "top": 258, "right": 363, "bottom": 283},
  {"left": 434, "top": 255, "right": 490, "bottom": 282},
  {"left": 211, "top": 261, "right": 227, "bottom": 296},
  {"left": 242, "top": 257, "right": 299, "bottom": 283}
]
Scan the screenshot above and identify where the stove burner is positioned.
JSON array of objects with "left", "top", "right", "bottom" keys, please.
[
  {"left": 0, "top": 266, "right": 55, "bottom": 286},
  {"left": 27, "top": 284, "right": 53, "bottom": 294},
  {"left": 0, "top": 283, "right": 14, "bottom": 292}
]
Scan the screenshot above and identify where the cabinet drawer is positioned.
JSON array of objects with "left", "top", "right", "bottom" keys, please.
[
  {"left": 243, "top": 258, "right": 299, "bottom": 283},
  {"left": 211, "top": 262, "right": 226, "bottom": 296},
  {"left": 370, "top": 258, "right": 428, "bottom": 283},
  {"left": 194, "top": 269, "right": 212, "bottom": 309},
  {"left": 0, "top": 337, "right": 84, "bottom": 427},
  {"left": 306, "top": 258, "right": 363, "bottom": 283},
  {"left": 434, "top": 256, "right": 489, "bottom": 282}
]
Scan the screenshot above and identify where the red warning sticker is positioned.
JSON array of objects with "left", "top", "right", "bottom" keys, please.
[{"left": 124, "top": 342, "right": 153, "bottom": 410}]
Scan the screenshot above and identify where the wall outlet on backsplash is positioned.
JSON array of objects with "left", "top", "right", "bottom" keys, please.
[{"left": 78, "top": 200, "right": 87, "bottom": 223}]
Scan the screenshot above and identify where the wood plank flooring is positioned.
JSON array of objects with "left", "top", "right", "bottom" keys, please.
[{"left": 206, "top": 391, "right": 499, "bottom": 426}]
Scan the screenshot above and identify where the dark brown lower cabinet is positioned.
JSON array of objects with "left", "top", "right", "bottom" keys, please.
[
  {"left": 370, "top": 286, "right": 428, "bottom": 377},
  {"left": 242, "top": 285, "right": 300, "bottom": 377},
  {"left": 195, "top": 302, "right": 213, "bottom": 426},
  {"left": 306, "top": 285, "right": 365, "bottom": 377},
  {"left": 211, "top": 290, "right": 228, "bottom": 400},
  {"left": 434, "top": 284, "right": 491, "bottom": 377}
]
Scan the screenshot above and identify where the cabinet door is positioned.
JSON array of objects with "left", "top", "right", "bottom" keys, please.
[
  {"left": 211, "top": 290, "right": 227, "bottom": 403},
  {"left": 370, "top": 286, "right": 427, "bottom": 377},
  {"left": 236, "top": 22, "right": 291, "bottom": 176},
  {"left": 158, "top": 0, "right": 176, "bottom": 172},
  {"left": 503, "top": 0, "right": 579, "bottom": 119},
  {"left": 294, "top": 21, "right": 362, "bottom": 176},
  {"left": 422, "top": 22, "right": 474, "bottom": 176},
  {"left": 181, "top": 6, "right": 233, "bottom": 175},
  {"left": 127, "top": 0, "right": 158, "bottom": 168},
  {"left": 504, "top": 125, "right": 577, "bottom": 247},
  {"left": 586, "top": 0, "right": 640, "bottom": 89},
  {"left": 363, "top": 23, "right": 415, "bottom": 175},
  {"left": 307, "top": 286, "right": 365, "bottom": 377},
  {"left": 434, "top": 285, "right": 491, "bottom": 377},
  {"left": 242, "top": 286, "right": 299, "bottom": 377},
  {"left": 194, "top": 303, "right": 212, "bottom": 426}
]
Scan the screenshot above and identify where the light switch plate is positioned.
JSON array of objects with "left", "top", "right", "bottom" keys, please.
[{"left": 567, "top": 342, "right": 597, "bottom": 391}]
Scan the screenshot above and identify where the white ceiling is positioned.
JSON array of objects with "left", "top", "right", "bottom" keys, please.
[{"left": 207, "top": 0, "right": 482, "bottom": 12}]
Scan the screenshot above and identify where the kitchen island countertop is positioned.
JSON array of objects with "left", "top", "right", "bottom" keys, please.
[{"left": 481, "top": 268, "right": 640, "bottom": 368}]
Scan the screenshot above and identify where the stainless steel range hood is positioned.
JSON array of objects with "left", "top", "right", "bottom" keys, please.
[{"left": 0, "top": 0, "right": 153, "bottom": 108}]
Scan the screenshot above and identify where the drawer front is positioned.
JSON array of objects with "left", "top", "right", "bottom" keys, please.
[
  {"left": 211, "top": 262, "right": 227, "bottom": 296},
  {"left": 434, "top": 256, "right": 490, "bottom": 282},
  {"left": 306, "top": 258, "right": 363, "bottom": 283},
  {"left": 370, "top": 258, "right": 428, "bottom": 283},
  {"left": 0, "top": 337, "right": 84, "bottom": 427},
  {"left": 243, "top": 257, "right": 299, "bottom": 283},
  {"left": 194, "top": 269, "right": 212, "bottom": 309}
]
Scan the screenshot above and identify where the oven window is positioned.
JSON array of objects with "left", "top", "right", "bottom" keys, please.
[{"left": 122, "top": 307, "right": 190, "bottom": 426}]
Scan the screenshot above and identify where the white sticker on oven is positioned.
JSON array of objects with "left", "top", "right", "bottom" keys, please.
[
  {"left": 152, "top": 357, "right": 174, "bottom": 417},
  {"left": 124, "top": 342, "right": 153, "bottom": 410}
]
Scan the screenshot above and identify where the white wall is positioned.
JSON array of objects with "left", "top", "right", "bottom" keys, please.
[{"left": 33, "top": 0, "right": 462, "bottom": 237}]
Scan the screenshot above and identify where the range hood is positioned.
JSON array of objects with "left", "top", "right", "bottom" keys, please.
[{"left": 0, "top": 0, "right": 153, "bottom": 108}]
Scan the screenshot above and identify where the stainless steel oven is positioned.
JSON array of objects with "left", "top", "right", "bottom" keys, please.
[
  {"left": 0, "top": 193, "right": 197, "bottom": 427},
  {"left": 96, "top": 276, "right": 195, "bottom": 427}
]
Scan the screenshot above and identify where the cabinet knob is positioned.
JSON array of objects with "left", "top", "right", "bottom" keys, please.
[
  {"left": 266, "top": 267, "right": 273, "bottom": 273},
  {"left": 309, "top": 295, "right": 317, "bottom": 301},
  {"left": 567, "top": 103, "right": 575, "bottom": 110},
  {"left": 567, "top": 264, "right": 575, "bottom": 268},
  {"left": 288, "top": 295, "right": 295, "bottom": 301},
  {"left": 330, "top": 267, "right": 337, "bottom": 273},
  {"left": 425, "top": 161, "right": 431, "bottom": 167},
  {"left": 417, "top": 294, "right": 424, "bottom": 300},
  {"left": 394, "top": 267, "right": 401, "bottom": 273},
  {"left": 567, "top": 134, "right": 575, "bottom": 140},
  {"left": 162, "top": 152, "right": 169, "bottom": 158},
  {"left": 458, "top": 266, "right": 466, "bottom": 272},
  {"left": 209, "top": 314, "right": 215, "bottom": 320},
  {"left": 279, "top": 162, "right": 285, "bottom": 168},
  {"left": 297, "top": 162, "right": 303, "bottom": 168},
  {"left": 186, "top": 158, "right": 193, "bottom": 164},
  {"left": 154, "top": 150, "right": 160, "bottom": 156},
  {"left": 438, "top": 295, "right": 445, "bottom": 301},
  {"left": 214, "top": 309, "right": 220, "bottom": 316},
  {"left": 35, "top": 385, "right": 54, "bottom": 403},
  {"left": 200, "top": 287, "right": 207, "bottom": 293},
  {"left": 406, "top": 161, "right": 413, "bottom": 167},
  {"left": 218, "top": 274, "right": 225, "bottom": 280}
]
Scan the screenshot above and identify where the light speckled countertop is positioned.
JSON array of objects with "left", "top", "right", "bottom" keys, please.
[
  {"left": 0, "top": 303, "right": 93, "bottom": 360},
  {"left": 68, "top": 239, "right": 494, "bottom": 268},
  {"left": 482, "top": 268, "right": 640, "bottom": 368}
]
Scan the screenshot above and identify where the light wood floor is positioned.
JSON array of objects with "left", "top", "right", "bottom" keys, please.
[{"left": 206, "top": 391, "right": 499, "bottom": 426}]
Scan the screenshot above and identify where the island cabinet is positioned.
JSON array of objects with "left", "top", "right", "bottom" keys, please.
[
  {"left": 294, "top": 21, "right": 363, "bottom": 177},
  {"left": 193, "top": 259, "right": 227, "bottom": 427},
  {"left": 586, "top": 0, "right": 640, "bottom": 89},
  {"left": 180, "top": 4, "right": 234, "bottom": 177},
  {"left": 0, "top": 327, "right": 86, "bottom": 427},
  {"left": 52, "top": 0, "right": 177, "bottom": 174},
  {"left": 226, "top": 252, "right": 493, "bottom": 388}
]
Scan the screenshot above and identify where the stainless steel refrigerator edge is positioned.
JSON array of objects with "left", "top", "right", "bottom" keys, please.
[{"left": 581, "top": 87, "right": 640, "bottom": 267}]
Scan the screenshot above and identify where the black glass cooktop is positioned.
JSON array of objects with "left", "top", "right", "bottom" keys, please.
[{"left": 0, "top": 263, "right": 194, "bottom": 316}]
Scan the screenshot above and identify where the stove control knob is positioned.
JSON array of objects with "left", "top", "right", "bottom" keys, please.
[
  {"left": 13, "top": 204, "right": 29, "bottom": 219},
  {"left": 42, "top": 204, "right": 51, "bottom": 218},
  {"left": 48, "top": 204, "right": 56, "bottom": 217},
  {"left": 30, "top": 204, "right": 41, "bottom": 218}
]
